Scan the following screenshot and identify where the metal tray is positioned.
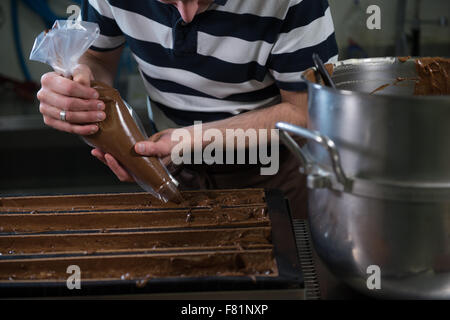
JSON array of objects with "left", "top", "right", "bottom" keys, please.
[{"left": 0, "top": 189, "right": 302, "bottom": 297}]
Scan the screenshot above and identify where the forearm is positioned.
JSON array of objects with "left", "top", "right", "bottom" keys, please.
[
  {"left": 187, "top": 97, "right": 308, "bottom": 149},
  {"left": 212, "top": 101, "right": 307, "bottom": 131}
]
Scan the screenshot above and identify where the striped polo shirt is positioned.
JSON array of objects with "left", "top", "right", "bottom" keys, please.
[{"left": 82, "top": 0, "right": 338, "bottom": 126}]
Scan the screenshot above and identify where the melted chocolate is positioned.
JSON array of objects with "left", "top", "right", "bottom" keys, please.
[
  {"left": 0, "top": 227, "right": 272, "bottom": 255},
  {"left": 371, "top": 57, "right": 450, "bottom": 96},
  {"left": 414, "top": 57, "right": 450, "bottom": 95},
  {"left": 304, "top": 57, "right": 450, "bottom": 96},
  {"left": 0, "top": 189, "right": 266, "bottom": 212},
  {"left": 0, "top": 206, "right": 269, "bottom": 233},
  {"left": 0, "top": 189, "right": 278, "bottom": 281},
  {"left": 0, "top": 250, "right": 278, "bottom": 280},
  {"left": 84, "top": 81, "right": 183, "bottom": 203},
  {"left": 303, "top": 63, "right": 334, "bottom": 85}
]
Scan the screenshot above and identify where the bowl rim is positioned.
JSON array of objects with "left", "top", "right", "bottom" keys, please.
[{"left": 301, "top": 56, "right": 450, "bottom": 102}]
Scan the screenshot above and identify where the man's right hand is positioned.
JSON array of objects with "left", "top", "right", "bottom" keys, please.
[{"left": 37, "top": 64, "right": 106, "bottom": 135}]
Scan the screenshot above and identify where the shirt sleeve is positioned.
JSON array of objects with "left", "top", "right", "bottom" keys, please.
[
  {"left": 267, "top": 0, "right": 339, "bottom": 91},
  {"left": 81, "top": 0, "right": 126, "bottom": 51}
]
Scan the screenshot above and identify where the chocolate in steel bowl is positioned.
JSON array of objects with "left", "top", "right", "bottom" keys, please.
[
  {"left": 304, "top": 56, "right": 450, "bottom": 96},
  {"left": 83, "top": 81, "right": 183, "bottom": 203},
  {"left": 413, "top": 57, "right": 450, "bottom": 95}
]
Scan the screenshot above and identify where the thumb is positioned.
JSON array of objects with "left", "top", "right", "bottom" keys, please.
[
  {"left": 135, "top": 141, "right": 170, "bottom": 158},
  {"left": 148, "top": 130, "right": 165, "bottom": 143},
  {"left": 72, "top": 64, "right": 94, "bottom": 87}
]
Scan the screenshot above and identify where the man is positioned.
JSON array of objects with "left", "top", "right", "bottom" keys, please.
[{"left": 37, "top": 0, "right": 338, "bottom": 219}]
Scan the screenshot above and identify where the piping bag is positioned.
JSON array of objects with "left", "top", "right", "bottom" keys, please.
[{"left": 30, "top": 20, "right": 183, "bottom": 203}]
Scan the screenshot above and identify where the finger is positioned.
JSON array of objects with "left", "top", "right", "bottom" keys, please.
[
  {"left": 149, "top": 131, "right": 164, "bottom": 142},
  {"left": 91, "top": 149, "right": 107, "bottom": 165},
  {"left": 137, "top": 141, "right": 172, "bottom": 158},
  {"left": 43, "top": 115, "right": 99, "bottom": 135},
  {"left": 134, "top": 141, "right": 164, "bottom": 157},
  {"left": 41, "top": 72, "right": 99, "bottom": 100},
  {"left": 104, "top": 154, "right": 134, "bottom": 182},
  {"left": 72, "top": 64, "right": 94, "bottom": 87},
  {"left": 135, "top": 141, "right": 152, "bottom": 156},
  {"left": 37, "top": 88, "right": 104, "bottom": 112},
  {"left": 39, "top": 102, "right": 105, "bottom": 124}
]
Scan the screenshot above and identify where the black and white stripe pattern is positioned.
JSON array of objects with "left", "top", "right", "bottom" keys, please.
[{"left": 82, "top": 0, "right": 338, "bottom": 123}]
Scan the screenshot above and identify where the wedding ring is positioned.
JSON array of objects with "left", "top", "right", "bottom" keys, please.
[{"left": 60, "top": 110, "right": 66, "bottom": 122}]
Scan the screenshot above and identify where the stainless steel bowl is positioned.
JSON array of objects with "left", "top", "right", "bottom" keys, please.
[{"left": 277, "top": 57, "right": 450, "bottom": 299}]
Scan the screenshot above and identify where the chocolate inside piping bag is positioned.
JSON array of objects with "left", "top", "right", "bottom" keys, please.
[
  {"left": 83, "top": 81, "right": 183, "bottom": 203},
  {"left": 29, "top": 22, "right": 182, "bottom": 203}
]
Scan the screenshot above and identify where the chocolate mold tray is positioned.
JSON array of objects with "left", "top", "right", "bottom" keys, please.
[{"left": 0, "top": 189, "right": 302, "bottom": 297}]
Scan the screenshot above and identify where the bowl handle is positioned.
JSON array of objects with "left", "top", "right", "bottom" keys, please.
[{"left": 276, "top": 122, "right": 351, "bottom": 190}]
